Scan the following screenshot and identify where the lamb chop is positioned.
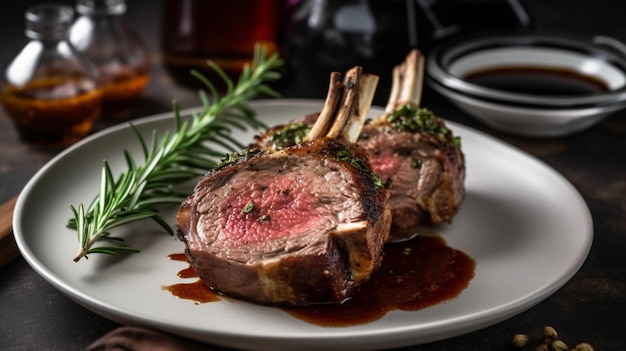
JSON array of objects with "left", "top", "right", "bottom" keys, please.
[
  {"left": 357, "top": 50, "right": 465, "bottom": 241},
  {"left": 252, "top": 50, "right": 465, "bottom": 242},
  {"left": 175, "top": 67, "right": 390, "bottom": 306}
]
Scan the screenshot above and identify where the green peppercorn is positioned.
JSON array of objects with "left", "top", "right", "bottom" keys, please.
[
  {"left": 543, "top": 326, "right": 558, "bottom": 342},
  {"left": 511, "top": 334, "right": 529, "bottom": 348},
  {"left": 550, "top": 339, "right": 568, "bottom": 351},
  {"left": 574, "top": 343, "right": 594, "bottom": 351}
]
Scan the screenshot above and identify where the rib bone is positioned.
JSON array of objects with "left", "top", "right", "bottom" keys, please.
[
  {"left": 383, "top": 49, "right": 425, "bottom": 118},
  {"left": 304, "top": 72, "right": 343, "bottom": 141},
  {"left": 338, "top": 72, "right": 379, "bottom": 143},
  {"left": 305, "top": 67, "right": 379, "bottom": 143}
]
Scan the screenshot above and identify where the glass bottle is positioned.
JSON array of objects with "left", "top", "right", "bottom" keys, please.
[
  {"left": 70, "top": 0, "right": 150, "bottom": 119},
  {"left": 279, "top": 0, "right": 532, "bottom": 105},
  {"left": 160, "top": 0, "right": 283, "bottom": 89},
  {"left": 279, "top": 0, "right": 415, "bottom": 104},
  {"left": 0, "top": 4, "right": 103, "bottom": 148}
]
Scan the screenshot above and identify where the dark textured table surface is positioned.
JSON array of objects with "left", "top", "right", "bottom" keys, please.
[{"left": 1, "top": 1, "right": 625, "bottom": 350}]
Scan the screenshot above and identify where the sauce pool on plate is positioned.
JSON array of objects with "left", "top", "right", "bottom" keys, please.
[{"left": 164, "top": 235, "right": 475, "bottom": 327}]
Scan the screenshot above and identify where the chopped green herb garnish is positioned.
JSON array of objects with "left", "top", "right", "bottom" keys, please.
[
  {"left": 387, "top": 104, "right": 461, "bottom": 147},
  {"left": 258, "top": 214, "right": 271, "bottom": 223},
  {"left": 336, "top": 149, "right": 383, "bottom": 188},
  {"left": 216, "top": 152, "right": 242, "bottom": 169},
  {"left": 271, "top": 123, "right": 312, "bottom": 150},
  {"left": 242, "top": 200, "right": 255, "bottom": 214},
  {"left": 215, "top": 148, "right": 261, "bottom": 170},
  {"left": 452, "top": 136, "right": 462, "bottom": 148}
]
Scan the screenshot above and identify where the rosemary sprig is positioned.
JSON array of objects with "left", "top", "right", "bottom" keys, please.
[{"left": 68, "top": 45, "right": 283, "bottom": 262}]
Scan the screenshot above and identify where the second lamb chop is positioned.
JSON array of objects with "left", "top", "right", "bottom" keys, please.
[{"left": 357, "top": 50, "right": 465, "bottom": 241}]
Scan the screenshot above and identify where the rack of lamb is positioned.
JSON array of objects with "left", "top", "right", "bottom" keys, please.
[
  {"left": 251, "top": 50, "right": 465, "bottom": 242},
  {"left": 176, "top": 67, "right": 390, "bottom": 306}
]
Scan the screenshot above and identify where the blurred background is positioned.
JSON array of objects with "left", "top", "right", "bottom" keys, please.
[
  {"left": 2, "top": 0, "right": 625, "bottom": 111},
  {"left": 2, "top": 0, "right": 626, "bottom": 210},
  {"left": 1, "top": 1, "right": 625, "bottom": 350}
]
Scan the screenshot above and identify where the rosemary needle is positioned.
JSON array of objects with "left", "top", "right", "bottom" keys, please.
[{"left": 68, "top": 45, "right": 283, "bottom": 262}]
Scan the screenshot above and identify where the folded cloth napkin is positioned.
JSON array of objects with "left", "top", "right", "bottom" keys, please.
[{"left": 85, "top": 326, "right": 215, "bottom": 351}]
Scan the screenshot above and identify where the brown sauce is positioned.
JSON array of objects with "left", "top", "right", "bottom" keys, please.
[
  {"left": 163, "top": 235, "right": 475, "bottom": 326},
  {"left": 165, "top": 253, "right": 221, "bottom": 304},
  {"left": 463, "top": 66, "right": 610, "bottom": 95}
]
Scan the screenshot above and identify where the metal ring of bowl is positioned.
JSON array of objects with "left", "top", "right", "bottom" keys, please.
[{"left": 426, "top": 34, "right": 626, "bottom": 108}]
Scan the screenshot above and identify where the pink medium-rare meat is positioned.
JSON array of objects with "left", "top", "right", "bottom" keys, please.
[
  {"left": 357, "top": 50, "right": 465, "bottom": 241},
  {"left": 176, "top": 138, "right": 390, "bottom": 305},
  {"left": 357, "top": 106, "right": 465, "bottom": 240},
  {"left": 176, "top": 67, "right": 390, "bottom": 306}
]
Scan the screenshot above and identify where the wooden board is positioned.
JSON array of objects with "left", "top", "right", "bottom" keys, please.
[{"left": 0, "top": 196, "right": 19, "bottom": 269}]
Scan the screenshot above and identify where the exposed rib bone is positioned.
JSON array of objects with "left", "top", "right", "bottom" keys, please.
[
  {"left": 399, "top": 49, "right": 424, "bottom": 108},
  {"left": 305, "top": 72, "right": 343, "bottom": 141},
  {"left": 383, "top": 49, "right": 425, "bottom": 118},
  {"left": 306, "top": 67, "right": 379, "bottom": 143},
  {"left": 384, "top": 65, "right": 403, "bottom": 115},
  {"left": 325, "top": 66, "right": 362, "bottom": 140},
  {"left": 341, "top": 73, "right": 379, "bottom": 143}
]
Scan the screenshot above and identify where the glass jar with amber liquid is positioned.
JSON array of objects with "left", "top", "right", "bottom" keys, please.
[
  {"left": 70, "top": 0, "right": 150, "bottom": 119},
  {"left": 0, "top": 4, "right": 103, "bottom": 148},
  {"left": 160, "top": 0, "right": 283, "bottom": 89}
]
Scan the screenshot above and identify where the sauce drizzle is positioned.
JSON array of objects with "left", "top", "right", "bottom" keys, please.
[
  {"left": 164, "top": 254, "right": 220, "bottom": 304},
  {"left": 163, "top": 235, "right": 475, "bottom": 326}
]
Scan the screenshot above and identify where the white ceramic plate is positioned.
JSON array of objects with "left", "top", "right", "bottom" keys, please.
[{"left": 14, "top": 100, "right": 593, "bottom": 351}]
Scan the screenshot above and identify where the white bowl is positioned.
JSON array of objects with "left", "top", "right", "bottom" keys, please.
[
  {"left": 430, "top": 81, "right": 625, "bottom": 137},
  {"left": 427, "top": 35, "right": 626, "bottom": 136}
]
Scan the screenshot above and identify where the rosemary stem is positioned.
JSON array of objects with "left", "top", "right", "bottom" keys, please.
[
  {"left": 69, "top": 45, "right": 283, "bottom": 262},
  {"left": 73, "top": 234, "right": 101, "bottom": 262}
]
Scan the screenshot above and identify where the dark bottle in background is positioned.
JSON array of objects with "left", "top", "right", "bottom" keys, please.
[
  {"left": 278, "top": 0, "right": 416, "bottom": 104},
  {"left": 278, "top": 0, "right": 531, "bottom": 104},
  {"left": 160, "top": 0, "right": 285, "bottom": 89},
  {"left": 413, "top": 0, "right": 532, "bottom": 43},
  {"left": 158, "top": 0, "right": 531, "bottom": 104}
]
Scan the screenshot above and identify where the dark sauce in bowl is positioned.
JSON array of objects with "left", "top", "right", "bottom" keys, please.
[
  {"left": 463, "top": 66, "right": 611, "bottom": 95},
  {"left": 164, "top": 235, "right": 475, "bottom": 327}
]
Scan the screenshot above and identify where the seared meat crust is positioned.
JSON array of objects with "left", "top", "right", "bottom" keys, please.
[{"left": 176, "top": 138, "right": 390, "bottom": 305}]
